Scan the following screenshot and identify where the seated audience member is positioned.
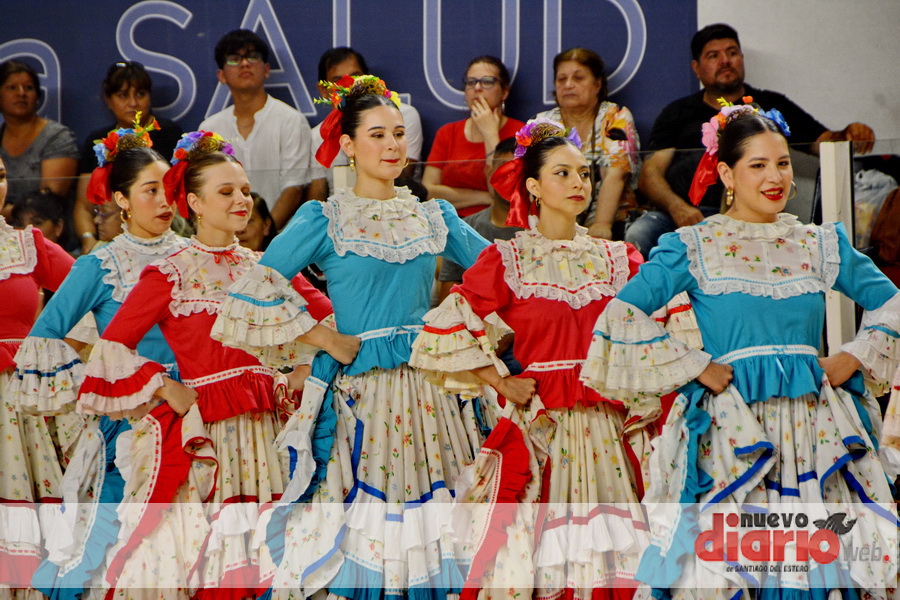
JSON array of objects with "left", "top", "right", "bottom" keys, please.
[
  {"left": 91, "top": 198, "right": 123, "bottom": 251},
  {"left": 236, "top": 192, "right": 276, "bottom": 251},
  {"left": 0, "top": 60, "right": 78, "bottom": 217},
  {"left": 200, "top": 29, "right": 312, "bottom": 229},
  {"left": 74, "top": 61, "right": 183, "bottom": 254},
  {"left": 423, "top": 55, "right": 525, "bottom": 217},
  {"left": 626, "top": 23, "right": 876, "bottom": 258},
  {"left": 307, "top": 46, "right": 424, "bottom": 202},
  {"left": 535, "top": 47, "right": 641, "bottom": 240},
  {"left": 11, "top": 188, "right": 68, "bottom": 247}
]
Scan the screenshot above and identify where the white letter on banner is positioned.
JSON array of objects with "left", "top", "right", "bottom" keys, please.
[
  {"left": 423, "top": 0, "right": 519, "bottom": 110},
  {"left": 117, "top": 1, "right": 196, "bottom": 122},
  {"left": 541, "top": 0, "right": 646, "bottom": 105},
  {"left": 206, "top": 0, "right": 315, "bottom": 117},
  {"left": 332, "top": 0, "right": 351, "bottom": 48},
  {"left": 0, "top": 40, "right": 61, "bottom": 122}
]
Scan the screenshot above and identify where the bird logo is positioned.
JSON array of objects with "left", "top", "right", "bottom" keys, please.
[{"left": 813, "top": 513, "right": 857, "bottom": 535}]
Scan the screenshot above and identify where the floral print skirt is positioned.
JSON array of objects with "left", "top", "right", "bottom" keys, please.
[
  {"left": 270, "top": 364, "right": 482, "bottom": 599},
  {"left": 637, "top": 381, "right": 897, "bottom": 600}
]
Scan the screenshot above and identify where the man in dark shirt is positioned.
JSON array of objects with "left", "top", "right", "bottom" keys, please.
[{"left": 625, "top": 23, "right": 876, "bottom": 257}]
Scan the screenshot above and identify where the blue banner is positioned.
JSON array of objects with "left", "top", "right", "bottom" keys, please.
[{"left": 0, "top": 0, "right": 696, "bottom": 154}]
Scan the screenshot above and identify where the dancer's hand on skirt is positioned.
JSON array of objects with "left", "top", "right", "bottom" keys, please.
[
  {"left": 497, "top": 375, "right": 537, "bottom": 406},
  {"left": 286, "top": 364, "right": 311, "bottom": 391},
  {"left": 818, "top": 351, "right": 862, "bottom": 387},
  {"left": 697, "top": 362, "right": 733, "bottom": 394},
  {"left": 324, "top": 330, "right": 361, "bottom": 365},
  {"left": 157, "top": 377, "right": 199, "bottom": 416}
]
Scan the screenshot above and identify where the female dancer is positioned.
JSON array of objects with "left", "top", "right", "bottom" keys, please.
[
  {"left": 75, "top": 130, "right": 341, "bottom": 599},
  {"left": 9, "top": 119, "right": 188, "bottom": 598},
  {"left": 410, "top": 118, "right": 690, "bottom": 599},
  {"left": 584, "top": 102, "right": 899, "bottom": 598},
  {"left": 214, "top": 75, "right": 490, "bottom": 598},
  {"left": 0, "top": 154, "right": 74, "bottom": 594}
]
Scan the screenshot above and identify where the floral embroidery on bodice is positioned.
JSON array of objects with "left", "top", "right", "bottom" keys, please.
[
  {"left": 496, "top": 225, "right": 630, "bottom": 309},
  {"left": 679, "top": 213, "right": 840, "bottom": 299},
  {"left": 93, "top": 228, "right": 188, "bottom": 302},
  {"left": 321, "top": 186, "right": 448, "bottom": 263},
  {"left": 0, "top": 218, "right": 37, "bottom": 282},
  {"left": 155, "top": 237, "right": 258, "bottom": 316}
]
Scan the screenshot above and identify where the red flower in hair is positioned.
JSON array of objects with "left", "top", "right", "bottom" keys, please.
[{"left": 336, "top": 74, "right": 355, "bottom": 88}]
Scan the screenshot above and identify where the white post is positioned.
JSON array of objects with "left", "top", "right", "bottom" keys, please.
[{"left": 819, "top": 141, "right": 856, "bottom": 354}]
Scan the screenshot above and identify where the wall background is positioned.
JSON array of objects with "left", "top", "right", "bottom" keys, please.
[{"left": 1, "top": 0, "right": 896, "bottom": 158}]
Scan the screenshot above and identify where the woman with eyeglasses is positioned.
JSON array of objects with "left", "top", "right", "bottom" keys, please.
[
  {"left": 74, "top": 61, "right": 183, "bottom": 254},
  {"left": 0, "top": 60, "right": 79, "bottom": 219},
  {"left": 535, "top": 48, "right": 642, "bottom": 240},
  {"left": 423, "top": 55, "right": 524, "bottom": 217}
]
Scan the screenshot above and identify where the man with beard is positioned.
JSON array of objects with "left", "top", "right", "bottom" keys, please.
[{"left": 625, "top": 23, "right": 875, "bottom": 257}]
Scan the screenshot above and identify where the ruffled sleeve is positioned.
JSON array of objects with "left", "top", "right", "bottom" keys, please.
[
  {"left": 31, "top": 227, "right": 75, "bottom": 292},
  {"left": 211, "top": 265, "right": 323, "bottom": 369},
  {"left": 650, "top": 291, "right": 704, "bottom": 350},
  {"left": 435, "top": 198, "right": 490, "bottom": 270},
  {"left": 410, "top": 245, "right": 512, "bottom": 394},
  {"left": 830, "top": 223, "right": 900, "bottom": 395},
  {"left": 582, "top": 233, "right": 710, "bottom": 404},
  {"left": 76, "top": 267, "right": 174, "bottom": 419},
  {"left": 10, "top": 255, "right": 107, "bottom": 413}
]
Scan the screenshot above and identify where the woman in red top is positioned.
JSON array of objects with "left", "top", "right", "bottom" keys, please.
[
  {"left": 0, "top": 154, "right": 74, "bottom": 590},
  {"left": 412, "top": 119, "right": 697, "bottom": 600},
  {"left": 76, "top": 132, "right": 348, "bottom": 599},
  {"left": 423, "top": 55, "right": 525, "bottom": 217}
]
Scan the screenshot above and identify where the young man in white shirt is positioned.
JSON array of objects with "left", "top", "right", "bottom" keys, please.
[{"left": 200, "top": 29, "right": 312, "bottom": 228}]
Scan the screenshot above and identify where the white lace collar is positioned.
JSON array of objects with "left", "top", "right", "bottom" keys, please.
[
  {"left": 680, "top": 213, "right": 840, "bottom": 299},
  {"left": 321, "top": 186, "right": 448, "bottom": 263},
  {"left": 0, "top": 218, "right": 37, "bottom": 282},
  {"left": 155, "top": 236, "right": 258, "bottom": 317},
  {"left": 496, "top": 225, "right": 630, "bottom": 309},
  {"left": 92, "top": 228, "right": 188, "bottom": 302}
]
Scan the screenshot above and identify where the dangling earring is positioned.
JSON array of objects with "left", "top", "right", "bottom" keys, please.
[
  {"left": 120, "top": 207, "right": 130, "bottom": 223},
  {"left": 196, "top": 213, "right": 203, "bottom": 228},
  {"left": 725, "top": 188, "right": 734, "bottom": 207},
  {"left": 788, "top": 181, "right": 798, "bottom": 200},
  {"left": 534, "top": 196, "right": 541, "bottom": 208},
  {"left": 349, "top": 156, "right": 356, "bottom": 171}
]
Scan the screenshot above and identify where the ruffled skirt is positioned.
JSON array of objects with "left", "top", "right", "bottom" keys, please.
[
  {"left": 459, "top": 399, "right": 650, "bottom": 600},
  {"left": 270, "top": 364, "right": 483, "bottom": 599},
  {"left": 636, "top": 379, "right": 898, "bottom": 600}
]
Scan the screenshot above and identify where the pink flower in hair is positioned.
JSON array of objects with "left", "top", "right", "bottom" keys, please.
[{"left": 701, "top": 118, "right": 720, "bottom": 156}]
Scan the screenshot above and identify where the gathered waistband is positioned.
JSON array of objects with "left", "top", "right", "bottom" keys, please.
[
  {"left": 356, "top": 325, "right": 424, "bottom": 341},
  {"left": 715, "top": 344, "right": 819, "bottom": 365},
  {"left": 183, "top": 365, "right": 276, "bottom": 388},
  {"left": 526, "top": 359, "right": 585, "bottom": 372}
]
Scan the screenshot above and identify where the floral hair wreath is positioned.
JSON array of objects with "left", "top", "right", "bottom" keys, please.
[
  {"left": 86, "top": 111, "right": 160, "bottom": 205},
  {"left": 164, "top": 130, "right": 237, "bottom": 218},
  {"left": 492, "top": 117, "right": 583, "bottom": 229},
  {"left": 314, "top": 74, "right": 402, "bottom": 168},
  {"left": 689, "top": 96, "right": 792, "bottom": 205}
]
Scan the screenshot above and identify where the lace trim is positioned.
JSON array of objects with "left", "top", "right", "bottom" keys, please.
[
  {"left": 155, "top": 238, "right": 259, "bottom": 317},
  {"left": 321, "top": 187, "right": 448, "bottom": 263},
  {"left": 496, "top": 229, "right": 630, "bottom": 309},
  {"left": 0, "top": 220, "right": 37, "bottom": 282},
  {"left": 9, "top": 336, "right": 83, "bottom": 413},
  {"left": 680, "top": 214, "right": 840, "bottom": 299},
  {"left": 93, "top": 229, "right": 188, "bottom": 302}
]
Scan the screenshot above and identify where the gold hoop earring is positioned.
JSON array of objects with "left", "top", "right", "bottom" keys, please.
[
  {"left": 349, "top": 156, "right": 356, "bottom": 171},
  {"left": 120, "top": 208, "right": 130, "bottom": 223},
  {"left": 404, "top": 158, "right": 411, "bottom": 168},
  {"left": 788, "top": 181, "right": 798, "bottom": 200},
  {"left": 725, "top": 189, "right": 734, "bottom": 207},
  {"left": 534, "top": 196, "right": 541, "bottom": 208}
]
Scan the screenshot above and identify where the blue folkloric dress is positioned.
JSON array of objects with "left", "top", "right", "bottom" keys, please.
[
  {"left": 583, "top": 213, "right": 899, "bottom": 600},
  {"left": 74, "top": 237, "right": 331, "bottom": 599},
  {"left": 409, "top": 223, "right": 700, "bottom": 600},
  {"left": 213, "top": 187, "right": 489, "bottom": 599},
  {"left": 9, "top": 227, "right": 187, "bottom": 599},
  {"left": 0, "top": 218, "right": 73, "bottom": 593}
]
